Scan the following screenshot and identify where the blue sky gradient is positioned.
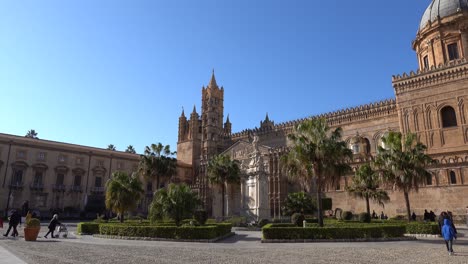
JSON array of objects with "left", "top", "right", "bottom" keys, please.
[{"left": 0, "top": 0, "right": 428, "bottom": 153}]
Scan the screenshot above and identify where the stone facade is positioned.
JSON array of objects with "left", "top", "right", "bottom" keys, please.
[
  {"left": 0, "top": 133, "right": 146, "bottom": 218},
  {"left": 178, "top": 1, "right": 468, "bottom": 221}
]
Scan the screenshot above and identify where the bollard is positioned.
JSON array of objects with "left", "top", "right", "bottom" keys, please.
[{"left": 303, "top": 220, "right": 306, "bottom": 228}]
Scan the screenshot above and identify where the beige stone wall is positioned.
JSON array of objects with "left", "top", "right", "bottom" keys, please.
[{"left": 0, "top": 133, "right": 139, "bottom": 216}]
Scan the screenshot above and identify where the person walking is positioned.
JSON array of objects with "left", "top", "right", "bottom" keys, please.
[
  {"left": 44, "top": 214, "right": 60, "bottom": 239},
  {"left": 3, "top": 210, "right": 21, "bottom": 237},
  {"left": 442, "top": 218, "right": 457, "bottom": 255}
]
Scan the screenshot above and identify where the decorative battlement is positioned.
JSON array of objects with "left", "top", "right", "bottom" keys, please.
[
  {"left": 392, "top": 58, "right": 468, "bottom": 95},
  {"left": 232, "top": 99, "right": 397, "bottom": 140}
]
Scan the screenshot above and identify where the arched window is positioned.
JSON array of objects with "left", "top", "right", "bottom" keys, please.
[
  {"left": 364, "top": 138, "right": 371, "bottom": 154},
  {"left": 449, "top": 171, "right": 457, "bottom": 184},
  {"left": 441, "top": 106, "right": 457, "bottom": 128}
]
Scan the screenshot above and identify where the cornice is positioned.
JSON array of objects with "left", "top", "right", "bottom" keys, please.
[{"left": 392, "top": 58, "right": 468, "bottom": 95}]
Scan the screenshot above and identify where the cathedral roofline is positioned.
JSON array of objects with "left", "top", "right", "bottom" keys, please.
[{"left": 231, "top": 98, "right": 397, "bottom": 138}]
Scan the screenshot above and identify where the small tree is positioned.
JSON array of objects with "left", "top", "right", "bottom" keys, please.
[
  {"left": 374, "top": 132, "right": 432, "bottom": 222},
  {"left": 282, "top": 192, "right": 316, "bottom": 216},
  {"left": 125, "top": 145, "right": 136, "bottom": 154},
  {"left": 105, "top": 171, "right": 144, "bottom": 223},
  {"left": 346, "top": 163, "right": 389, "bottom": 216},
  {"left": 207, "top": 155, "right": 240, "bottom": 217},
  {"left": 107, "top": 144, "right": 116, "bottom": 151},
  {"left": 25, "top": 129, "right": 38, "bottom": 139},
  {"left": 148, "top": 183, "right": 200, "bottom": 226}
]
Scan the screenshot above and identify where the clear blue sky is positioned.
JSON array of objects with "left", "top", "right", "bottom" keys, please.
[{"left": 0, "top": 0, "right": 427, "bottom": 154}]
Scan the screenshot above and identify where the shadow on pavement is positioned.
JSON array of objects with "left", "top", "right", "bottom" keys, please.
[{"left": 218, "top": 234, "right": 261, "bottom": 243}]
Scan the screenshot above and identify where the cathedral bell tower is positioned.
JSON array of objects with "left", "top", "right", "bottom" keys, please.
[{"left": 201, "top": 70, "right": 224, "bottom": 159}]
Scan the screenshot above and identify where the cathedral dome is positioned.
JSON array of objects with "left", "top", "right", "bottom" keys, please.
[{"left": 419, "top": 0, "right": 468, "bottom": 31}]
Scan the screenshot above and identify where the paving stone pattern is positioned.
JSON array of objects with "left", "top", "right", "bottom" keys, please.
[{"left": 1, "top": 224, "right": 467, "bottom": 264}]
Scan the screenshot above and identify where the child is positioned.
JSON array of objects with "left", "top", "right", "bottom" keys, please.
[{"left": 441, "top": 218, "right": 457, "bottom": 255}]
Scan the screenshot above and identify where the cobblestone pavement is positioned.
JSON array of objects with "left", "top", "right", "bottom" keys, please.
[{"left": 1, "top": 224, "right": 467, "bottom": 264}]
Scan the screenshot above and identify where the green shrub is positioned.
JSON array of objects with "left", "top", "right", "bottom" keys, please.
[
  {"left": 321, "top": 198, "right": 332, "bottom": 211},
  {"left": 99, "top": 223, "right": 231, "bottom": 240},
  {"left": 26, "top": 218, "right": 41, "bottom": 228},
  {"left": 223, "top": 216, "right": 246, "bottom": 227},
  {"left": 77, "top": 222, "right": 100, "bottom": 234},
  {"left": 193, "top": 210, "right": 208, "bottom": 225},
  {"left": 342, "top": 211, "right": 353, "bottom": 221},
  {"left": 359, "top": 213, "right": 371, "bottom": 223},
  {"left": 291, "top": 213, "right": 305, "bottom": 227},
  {"left": 305, "top": 218, "right": 318, "bottom": 224},
  {"left": 258, "top": 219, "right": 269, "bottom": 228},
  {"left": 405, "top": 222, "right": 439, "bottom": 234},
  {"left": 262, "top": 224, "right": 406, "bottom": 240}
]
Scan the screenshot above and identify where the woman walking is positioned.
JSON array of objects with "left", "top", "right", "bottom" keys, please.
[{"left": 44, "top": 214, "right": 60, "bottom": 239}]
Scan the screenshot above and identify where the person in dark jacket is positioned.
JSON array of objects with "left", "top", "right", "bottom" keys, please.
[
  {"left": 44, "top": 214, "right": 61, "bottom": 239},
  {"left": 442, "top": 218, "right": 457, "bottom": 255},
  {"left": 3, "top": 210, "right": 21, "bottom": 237}
]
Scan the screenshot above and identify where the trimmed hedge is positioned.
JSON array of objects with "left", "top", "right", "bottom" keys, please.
[
  {"left": 262, "top": 224, "right": 406, "bottom": 240},
  {"left": 99, "top": 223, "right": 232, "bottom": 240},
  {"left": 77, "top": 222, "right": 100, "bottom": 234},
  {"left": 405, "top": 222, "right": 439, "bottom": 234}
]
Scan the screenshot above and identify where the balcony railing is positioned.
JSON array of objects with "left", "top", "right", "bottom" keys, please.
[
  {"left": 30, "top": 183, "right": 44, "bottom": 191},
  {"left": 70, "top": 185, "right": 82, "bottom": 193},
  {"left": 52, "top": 184, "right": 66, "bottom": 192},
  {"left": 90, "top": 186, "right": 105, "bottom": 194},
  {"left": 8, "top": 182, "right": 24, "bottom": 190}
]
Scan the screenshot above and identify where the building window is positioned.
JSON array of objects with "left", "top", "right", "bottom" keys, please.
[
  {"left": 336, "top": 182, "right": 341, "bottom": 191},
  {"left": 17, "top": 151, "right": 26, "bottom": 159},
  {"left": 95, "top": 176, "right": 102, "bottom": 187},
  {"left": 76, "top": 158, "right": 83, "bottom": 165},
  {"left": 423, "top": 55, "right": 429, "bottom": 69},
  {"left": 12, "top": 170, "right": 23, "bottom": 185},
  {"left": 37, "top": 152, "right": 46, "bottom": 161},
  {"left": 58, "top": 155, "right": 66, "bottom": 163},
  {"left": 97, "top": 160, "right": 104, "bottom": 167},
  {"left": 449, "top": 171, "right": 457, "bottom": 184},
  {"left": 56, "top": 173, "right": 64, "bottom": 185},
  {"left": 35, "top": 193, "right": 48, "bottom": 207},
  {"left": 447, "top": 43, "right": 460, "bottom": 61},
  {"left": 441, "top": 106, "right": 457, "bottom": 128},
  {"left": 74, "top": 175, "right": 82, "bottom": 186},
  {"left": 33, "top": 172, "right": 43, "bottom": 186},
  {"left": 351, "top": 144, "right": 360, "bottom": 154},
  {"left": 146, "top": 182, "right": 153, "bottom": 192},
  {"left": 426, "top": 175, "right": 433, "bottom": 186}
]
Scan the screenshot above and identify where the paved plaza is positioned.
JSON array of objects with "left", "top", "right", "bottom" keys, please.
[{"left": 1, "top": 223, "right": 467, "bottom": 264}]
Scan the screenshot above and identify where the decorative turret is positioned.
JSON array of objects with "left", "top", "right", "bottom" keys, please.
[
  {"left": 260, "top": 113, "right": 275, "bottom": 130},
  {"left": 178, "top": 107, "right": 188, "bottom": 142},
  {"left": 224, "top": 114, "right": 232, "bottom": 135}
]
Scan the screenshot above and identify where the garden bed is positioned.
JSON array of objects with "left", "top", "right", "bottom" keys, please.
[{"left": 77, "top": 221, "right": 232, "bottom": 241}]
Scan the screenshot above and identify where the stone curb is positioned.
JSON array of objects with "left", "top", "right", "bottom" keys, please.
[
  {"left": 261, "top": 237, "right": 417, "bottom": 243},
  {"left": 404, "top": 233, "right": 441, "bottom": 238},
  {"left": 91, "top": 232, "right": 235, "bottom": 243}
]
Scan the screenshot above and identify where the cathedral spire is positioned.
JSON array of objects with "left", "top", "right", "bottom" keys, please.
[
  {"left": 180, "top": 107, "right": 185, "bottom": 117},
  {"left": 226, "top": 114, "right": 230, "bottom": 123},
  {"left": 192, "top": 105, "right": 197, "bottom": 114},
  {"left": 208, "top": 69, "right": 218, "bottom": 88},
  {"left": 265, "top": 112, "right": 270, "bottom": 122}
]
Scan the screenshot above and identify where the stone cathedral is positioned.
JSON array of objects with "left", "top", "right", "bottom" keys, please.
[{"left": 177, "top": 0, "right": 468, "bottom": 221}]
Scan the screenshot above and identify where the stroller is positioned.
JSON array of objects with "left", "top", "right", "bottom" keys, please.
[{"left": 54, "top": 224, "right": 68, "bottom": 238}]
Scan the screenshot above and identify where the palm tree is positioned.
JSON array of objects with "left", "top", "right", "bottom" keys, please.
[
  {"left": 138, "top": 143, "right": 177, "bottom": 191},
  {"left": 207, "top": 154, "right": 240, "bottom": 218},
  {"left": 346, "top": 163, "right": 390, "bottom": 215},
  {"left": 25, "top": 129, "right": 38, "bottom": 139},
  {"left": 105, "top": 171, "right": 144, "bottom": 223},
  {"left": 125, "top": 145, "right": 136, "bottom": 154},
  {"left": 148, "top": 183, "right": 200, "bottom": 226},
  {"left": 374, "top": 132, "right": 432, "bottom": 222},
  {"left": 281, "top": 118, "right": 352, "bottom": 227},
  {"left": 107, "top": 144, "right": 116, "bottom": 151}
]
